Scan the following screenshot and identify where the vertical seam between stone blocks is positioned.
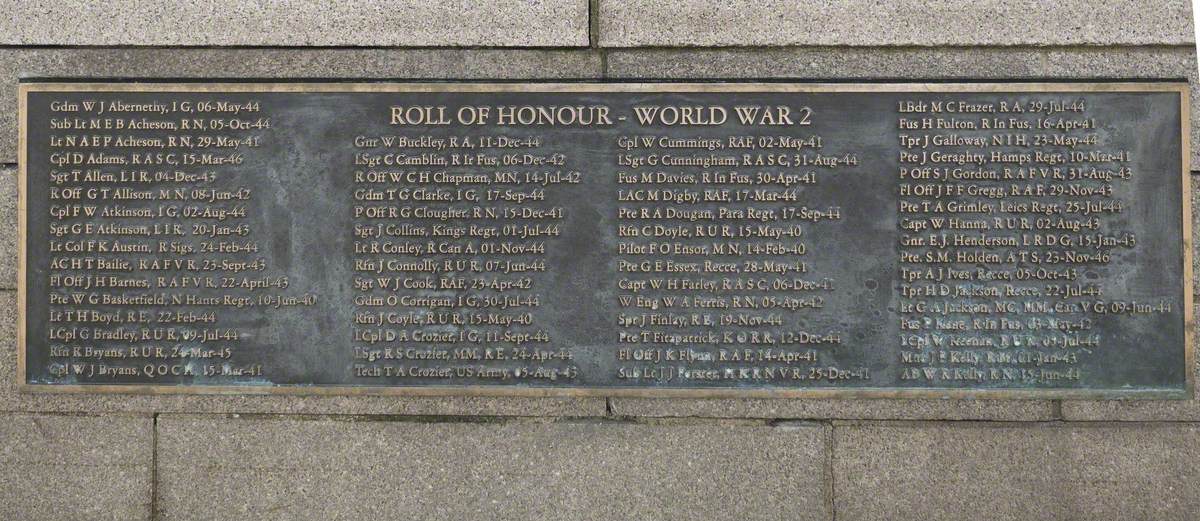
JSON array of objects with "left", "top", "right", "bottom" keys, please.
[
  {"left": 588, "top": 0, "right": 598, "bottom": 48},
  {"left": 588, "top": 0, "right": 608, "bottom": 77},
  {"left": 151, "top": 413, "right": 159, "bottom": 521},
  {"left": 825, "top": 422, "right": 837, "bottom": 521}
]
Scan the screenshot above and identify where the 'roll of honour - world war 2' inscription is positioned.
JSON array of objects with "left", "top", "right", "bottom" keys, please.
[{"left": 18, "top": 82, "right": 1191, "bottom": 398}]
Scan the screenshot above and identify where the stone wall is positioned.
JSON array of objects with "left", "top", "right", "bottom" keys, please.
[{"left": 1, "top": 1, "right": 1196, "bottom": 519}]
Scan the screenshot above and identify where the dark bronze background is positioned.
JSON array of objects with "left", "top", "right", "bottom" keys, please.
[{"left": 18, "top": 82, "right": 1192, "bottom": 398}]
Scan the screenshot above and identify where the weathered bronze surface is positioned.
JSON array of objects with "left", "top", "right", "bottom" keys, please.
[{"left": 18, "top": 82, "right": 1192, "bottom": 398}]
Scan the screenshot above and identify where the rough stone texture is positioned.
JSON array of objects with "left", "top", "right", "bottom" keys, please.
[
  {"left": 0, "top": 413, "right": 152, "bottom": 520},
  {"left": 606, "top": 46, "right": 1196, "bottom": 81},
  {"left": 611, "top": 397, "right": 1055, "bottom": 421},
  {"left": 0, "top": 48, "right": 601, "bottom": 164},
  {"left": 158, "top": 415, "right": 829, "bottom": 521},
  {"left": 2, "top": 0, "right": 588, "bottom": 47},
  {"left": 599, "top": 0, "right": 1193, "bottom": 47},
  {"left": 0, "top": 291, "right": 604, "bottom": 416},
  {"left": 834, "top": 422, "right": 1200, "bottom": 521},
  {"left": 607, "top": 46, "right": 1200, "bottom": 170},
  {"left": 0, "top": 167, "right": 13, "bottom": 290}
]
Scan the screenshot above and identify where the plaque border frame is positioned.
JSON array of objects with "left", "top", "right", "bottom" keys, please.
[{"left": 16, "top": 81, "right": 1194, "bottom": 400}]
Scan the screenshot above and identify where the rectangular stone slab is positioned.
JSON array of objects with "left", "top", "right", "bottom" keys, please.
[{"left": 16, "top": 82, "right": 1192, "bottom": 399}]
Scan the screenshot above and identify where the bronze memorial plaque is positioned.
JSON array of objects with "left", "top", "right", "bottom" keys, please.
[{"left": 17, "top": 82, "right": 1192, "bottom": 398}]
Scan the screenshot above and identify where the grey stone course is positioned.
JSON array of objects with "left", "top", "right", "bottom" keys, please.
[
  {"left": 599, "top": 0, "right": 1193, "bottom": 47},
  {"left": 157, "top": 415, "right": 830, "bottom": 521},
  {"left": 0, "top": 413, "right": 153, "bottom": 521},
  {"left": 0, "top": 167, "right": 13, "bottom": 289},
  {"left": 1, "top": 0, "right": 589, "bottom": 47},
  {"left": 834, "top": 422, "right": 1200, "bottom": 521}
]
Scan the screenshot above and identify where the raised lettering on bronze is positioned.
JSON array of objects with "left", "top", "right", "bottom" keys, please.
[{"left": 18, "top": 82, "right": 1191, "bottom": 398}]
